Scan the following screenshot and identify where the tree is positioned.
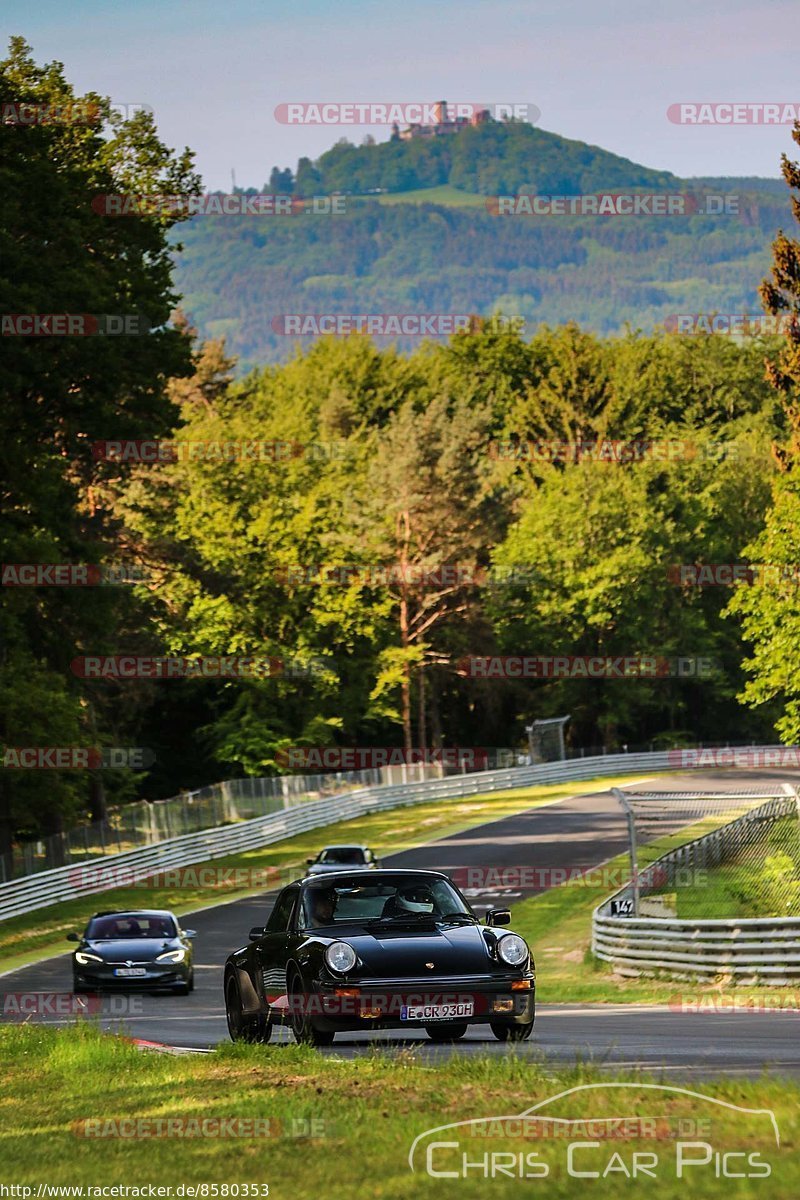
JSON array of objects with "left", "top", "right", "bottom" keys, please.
[
  {"left": 268, "top": 166, "right": 294, "bottom": 193},
  {"left": 491, "top": 429, "right": 775, "bottom": 748},
  {"left": 724, "top": 122, "right": 800, "bottom": 742},
  {"left": 364, "top": 393, "right": 501, "bottom": 749},
  {"left": 0, "top": 38, "right": 199, "bottom": 850}
]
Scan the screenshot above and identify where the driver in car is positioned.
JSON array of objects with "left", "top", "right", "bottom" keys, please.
[
  {"left": 308, "top": 889, "right": 336, "bottom": 927},
  {"left": 381, "top": 884, "right": 438, "bottom": 918}
]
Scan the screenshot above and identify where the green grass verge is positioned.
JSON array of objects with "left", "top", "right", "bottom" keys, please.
[
  {"left": 0, "top": 775, "right": 642, "bottom": 971},
  {"left": 509, "top": 817, "right": 800, "bottom": 1004},
  {"left": 672, "top": 816, "right": 800, "bottom": 919},
  {"left": 371, "top": 183, "right": 487, "bottom": 208},
  {"left": 0, "top": 1024, "right": 796, "bottom": 1197}
]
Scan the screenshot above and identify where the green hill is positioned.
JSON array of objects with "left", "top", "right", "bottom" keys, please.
[
  {"left": 171, "top": 124, "right": 790, "bottom": 369},
  {"left": 297, "top": 121, "right": 678, "bottom": 197}
]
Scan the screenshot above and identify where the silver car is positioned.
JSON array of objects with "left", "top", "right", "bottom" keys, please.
[{"left": 305, "top": 844, "right": 379, "bottom": 876}]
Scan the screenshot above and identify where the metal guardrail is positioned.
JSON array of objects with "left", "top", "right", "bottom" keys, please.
[
  {"left": 593, "top": 791, "right": 800, "bottom": 984},
  {"left": 2, "top": 762, "right": 450, "bottom": 882},
  {"left": 0, "top": 747, "right": 681, "bottom": 923}
]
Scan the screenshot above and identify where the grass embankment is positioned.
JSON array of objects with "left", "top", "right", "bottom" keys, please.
[
  {"left": 510, "top": 815, "right": 800, "bottom": 1004},
  {"left": 0, "top": 775, "right": 638, "bottom": 972},
  {"left": 372, "top": 183, "right": 487, "bottom": 207},
  {"left": 0, "top": 1024, "right": 795, "bottom": 1198},
  {"left": 672, "top": 815, "right": 800, "bottom": 919}
]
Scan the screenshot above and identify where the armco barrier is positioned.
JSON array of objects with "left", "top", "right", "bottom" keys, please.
[
  {"left": 1, "top": 746, "right": 794, "bottom": 924},
  {"left": 593, "top": 792, "right": 800, "bottom": 984},
  {"left": 0, "top": 748, "right": 683, "bottom": 922}
]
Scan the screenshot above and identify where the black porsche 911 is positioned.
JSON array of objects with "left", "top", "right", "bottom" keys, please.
[
  {"left": 68, "top": 909, "right": 196, "bottom": 994},
  {"left": 223, "top": 870, "right": 535, "bottom": 1045}
]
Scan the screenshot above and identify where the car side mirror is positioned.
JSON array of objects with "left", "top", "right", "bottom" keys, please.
[
  {"left": 486, "top": 908, "right": 511, "bottom": 927},
  {"left": 248, "top": 926, "right": 266, "bottom": 941},
  {"left": 182, "top": 929, "right": 196, "bottom": 939},
  {"left": 306, "top": 858, "right": 315, "bottom": 865},
  {"left": 66, "top": 932, "right": 80, "bottom": 942}
]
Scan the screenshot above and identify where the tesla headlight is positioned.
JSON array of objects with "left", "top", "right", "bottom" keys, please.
[
  {"left": 496, "top": 934, "right": 528, "bottom": 967},
  {"left": 324, "top": 941, "right": 357, "bottom": 973},
  {"left": 156, "top": 948, "right": 186, "bottom": 963},
  {"left": 75, "top": 951, "right": 103, "bottom": 965}
]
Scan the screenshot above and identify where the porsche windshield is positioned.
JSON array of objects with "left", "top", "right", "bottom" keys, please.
[{"left": 302, "top": 877, "right": 472, "bottom": 927}]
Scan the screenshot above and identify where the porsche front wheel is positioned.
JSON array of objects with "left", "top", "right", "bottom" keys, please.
[{"left": 289, "top": 974, "right": 335, "bottom": 1047}]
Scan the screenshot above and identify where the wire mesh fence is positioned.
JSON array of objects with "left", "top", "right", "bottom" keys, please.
[
  {"left": 610, "top": 785, "right": 800, "bottom": 919},
  {"left": 1, "top": 763, "right": 446, "bottom": 882}
]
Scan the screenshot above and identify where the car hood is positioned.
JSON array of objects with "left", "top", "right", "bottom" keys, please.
[
  {"left": 79, "top": 938, "right": 180, "bottom": 961},
  {"left": 335, "top": 923, "right": 503, "bottom": 975}
]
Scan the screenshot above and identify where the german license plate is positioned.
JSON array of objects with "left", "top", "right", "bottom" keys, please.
[
  {"left": 401, "top": 1002, "right": 474, "bottom": 1021},
  {"left": 114, "top": 968, "right": 147, "bottom": 977}
]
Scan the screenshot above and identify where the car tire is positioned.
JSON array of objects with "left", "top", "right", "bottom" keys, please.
[
  {"left": 425, "top": 1022, "right": 468, "bottom": 1042},
  {"left": 289, "top": 974, "right": 335, "bottom": 1047},
  {"left": 490, "top": 1019, "right": 535, "bottom": 1042},
  {"left": 187, "top": 969, "right": 195, "bottom": 993},
  {"left": 224, "top": 973, "right": 271, "bottom": 1043},
  {"left": 174, "top": 981, "right": 191, "bottom": 996}
]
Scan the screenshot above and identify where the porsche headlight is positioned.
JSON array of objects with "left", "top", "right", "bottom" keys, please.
[
  {"left": 75, "top": 951, "right": 103, "bottom": 965},
  {"left": 156, "top": 948, "right": 186, "bottom": 963},
  {"left": 324, "top": 941, "right": 357, "bottom": 973},
  {"left": 496, "top": 934, "right": 528, "bottom": 967}
]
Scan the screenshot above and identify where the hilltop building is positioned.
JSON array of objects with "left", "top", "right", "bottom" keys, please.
[{"left": 391, "top": 101, "right": 492, "bottom": 141}]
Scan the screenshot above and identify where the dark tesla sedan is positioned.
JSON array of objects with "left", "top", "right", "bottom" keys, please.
[
  {"left": 68, "top": 909, "right": 196, "bottom": 994},
  {"left": 223, "top": 870, "right": 535, "bottom": 1045}
]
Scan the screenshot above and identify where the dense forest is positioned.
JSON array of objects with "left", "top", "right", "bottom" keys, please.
[
  {"left": 172, "top": 119, "right": 789, "bottom": 369},
  {"left": 5, "top": 39, "right": 800, "bottom": 855},
  {"left": 172, "top": 188, "right": 789, "bottom": 369}
]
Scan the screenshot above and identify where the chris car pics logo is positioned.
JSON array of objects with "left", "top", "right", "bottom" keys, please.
[{"left": 408, "top": 1083, "right": 778, "bottom": 1180}]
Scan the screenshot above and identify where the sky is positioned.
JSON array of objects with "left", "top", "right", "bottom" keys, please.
[{"left": 5, "top": 0, "right": 800, "bottom": 190}]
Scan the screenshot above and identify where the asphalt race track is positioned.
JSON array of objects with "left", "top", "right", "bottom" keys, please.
[{"left": 3, "top": 768, "right": 799, "bottom": 1078}]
